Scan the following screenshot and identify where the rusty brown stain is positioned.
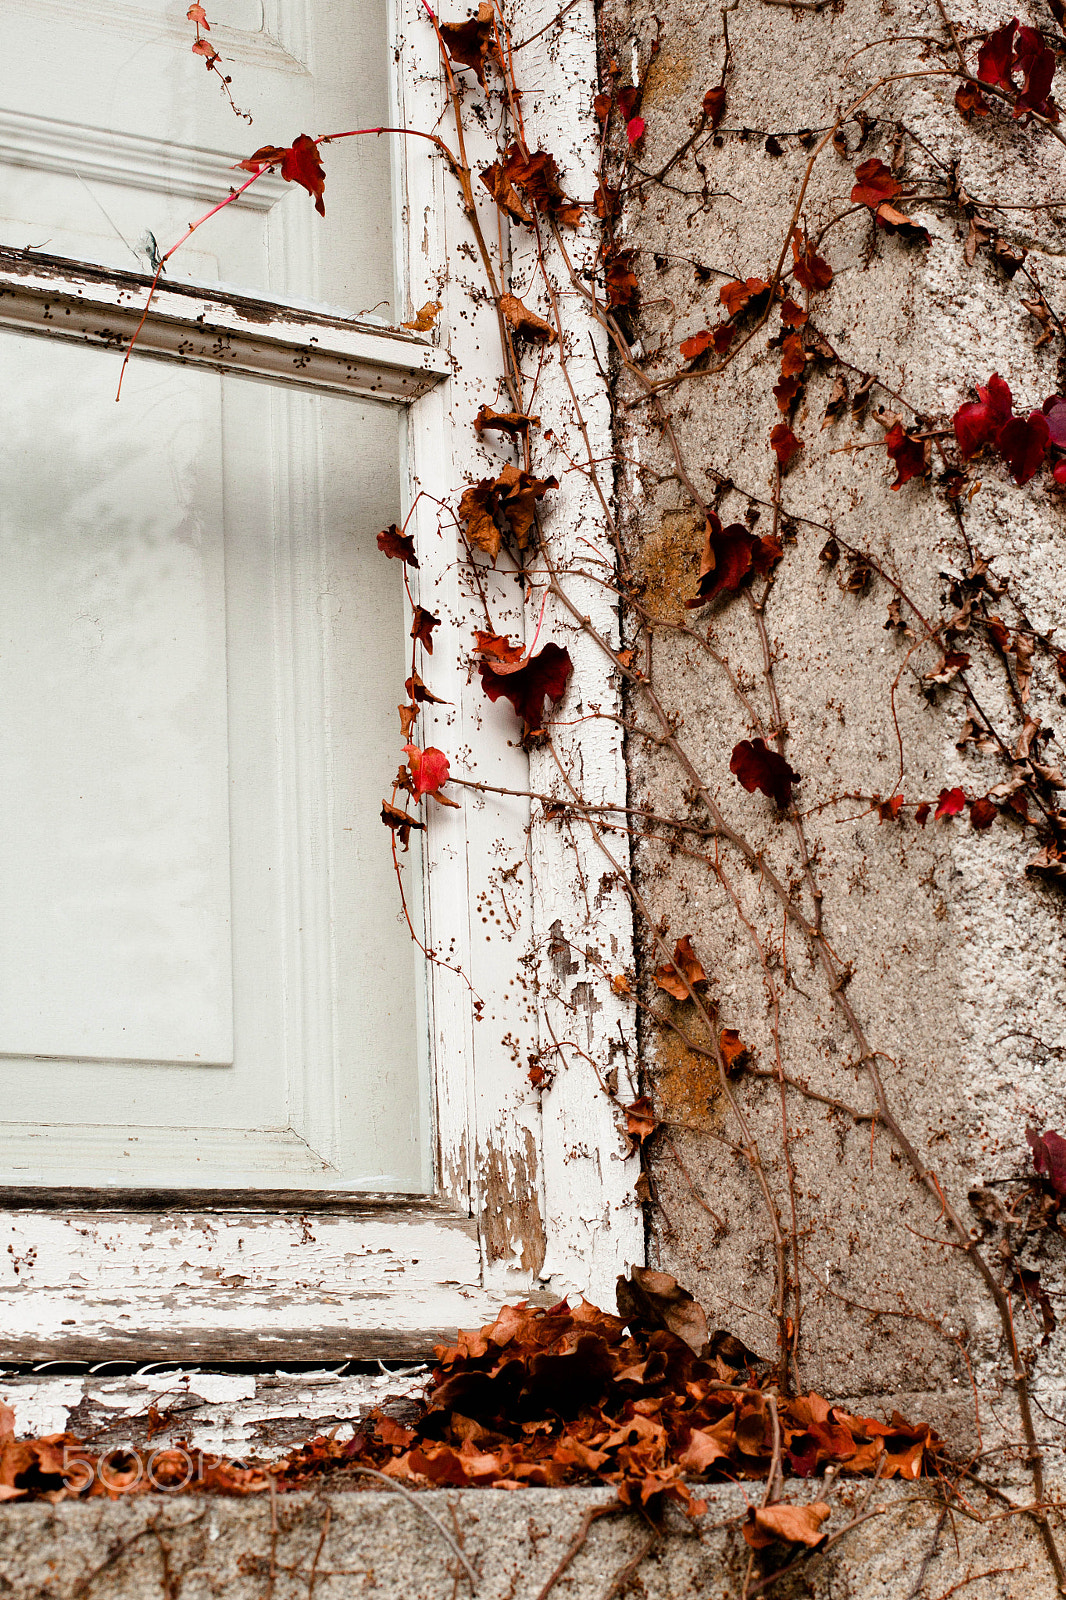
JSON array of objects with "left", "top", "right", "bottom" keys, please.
[
  {"left": 640, "top": 44, "right": 697, "bottom": 109},
  {"left": 632, "top": 511, "right": 702, "bottom": 628},
  {"left": 651, "top": 1024, "right": 725, "bottom": 1128},
  {"left": 480, "top": 1128, "right": 546, "bottom": 1276}
]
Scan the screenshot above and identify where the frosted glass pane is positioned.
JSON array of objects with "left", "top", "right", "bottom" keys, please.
[{"left": 0, "top": 335, "right": 234, "bottom": 1064}]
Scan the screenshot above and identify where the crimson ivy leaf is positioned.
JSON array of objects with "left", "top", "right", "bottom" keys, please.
[
  {"left": 884, "top": 422, "right": 927, "bottom": 489},
  {"left": 977, "top": 18, "right": 1018, "bottom": 91},
  {"left": 953, "top": 373, "right": 1013, "bottom": 459},
  {"left": 479, "top": 640, "right": 573, "bottom": 737},
  {"left": 1014, "top": 25, "right": 1058, "bottom": 120},
  {"left": 1028, "top": 1126, "right": 1066, "bottom": 1195},
  {"left": 850, "top": 158, "right": 900, "bottom": 209},
  {"left": 997, "top": 409, "right": 1049, "bottom": 484},
  {"left": 729, "top": 738, "right": 800, "bottom": 808},
  {"left": 934, "top": 786, "right": 966, "bottom": 819}
]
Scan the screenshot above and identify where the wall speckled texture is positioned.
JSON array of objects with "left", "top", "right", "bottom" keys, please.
[{"left": 600, "top": 0, "right": 1066, "bottom": 1459}]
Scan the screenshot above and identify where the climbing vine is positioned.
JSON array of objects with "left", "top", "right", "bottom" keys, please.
[{"left": 40, "top": 0, "right": 1066, "bottom": 1589}]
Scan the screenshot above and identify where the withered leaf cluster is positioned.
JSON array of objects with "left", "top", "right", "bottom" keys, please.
[{"left": 0, "top": 1282, "right": 941, "bottom": 1535}]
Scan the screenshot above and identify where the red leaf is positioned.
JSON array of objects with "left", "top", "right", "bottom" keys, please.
[
  {"left": 1043, "top": 396, "right": 1066, "bottom": 447},
  {"left": 679, "top": 329, "right": 714, "bottom": 361},
  {"left": 702, "top": 85, "right": 727, "bottom": 128},
  {"left": 977, "top": 18, "right": 1017, "bottom": 91},
  {"left": 1028, "top": 1126, "right": 1066, "bottom": 1195},
  {"left": 404, "top": 744, "right": 452, "bottom": 798},
  {"left": 1055, "top": 460, "right": 1066, "bottom": 486},
  {"left": 377, "top": 524, "right": 418, "bottom": 566},
  {"left": 884, "top": 422, "right": 927, "bottom": 489},
  {"left": 791, "top": 234, "right": 833, "bottom": 292},
  {"left": 479, "top": 641, "right": 573, "bottom": 737},
  {"left": 876, "top": 794, "right": 904, "bottom": 822},
  {"left": 770, "top": 423, "right": 802, "bottom": 468},
  {"left": 618, "top": 85, "right": 642, "bottom": 121},
  {"left": 192, "top": 36, "right": 219, "bottom": 60},
  {"left": 626, "top": 116, "right": 646, "bottom": 144},
  {"left": 240, "top": 135, "right": 326, "bottom": 214},
  {"left": 719, "top": 277, "right": 770, "bottom": 317},
  {"left": 653, "top": 935, "right": 708, "bottom": 1000},
  {"left": 914, "top": 802, "right": 931, "bottom": 827},
  {"left": 969, "top": 795, "right": 998, "bottom": 830},
  {"left": 1014, "top": 25, "right": 1058, "bottom": 119},
  {"left": 779, "top": 331, "right": 806, "bottom": 379},
  {"left": 850, "top": 158, "right": 900, "bottom": 209},
  {"left": 998, "top": 409, "right": 1049, "bottom": 484},
  {"left": 953, "top": 373, "right": 1013, "bottom": 459},
  {"left": 187, "top": 3, "right": 210, "bottom": 24},
  {"left": 780, "top": 297, "right": 807, "bottom": 328},
  {"left": 730, "top": 738, "right": 800, "bottom": 809},
  {"left": 934, "top": 786, "right": 966, "bottom": 819},
  {"left": 773, "top": 376, "right": 803, "bottom": 411}
]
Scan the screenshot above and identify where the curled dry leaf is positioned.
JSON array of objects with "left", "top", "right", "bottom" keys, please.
[
  {"left": 403, "top": 744, "right": 455, "bottom": 802},
  {"left": 850, "top": 157, "right": 900, "bottom": 209},
  {"left": 744, "top": 1501, "right": 831, "bottom": 1550},
  {"left": 702, "top": 84, "right": 727, "bottom": 127},
  {"left": 653, "top": 933, "right": 708, "bottom": 1000},
  {"left": 377, "top": 524, "right": 418, "bottom": 565},
  {"left": 401, "top": 299, "right": 441, "bottom": 332},
  {"left": 623, "top": 1095, "right": 660, "bottom": 1147},
  {"left": 475, "top": 405, "right": 538, "bottom": 437},
  {"left": 460, "top": 465, "right": 558, "bottom": 561},
  {"left": 616, "top": 1266, "right": 709, "bottom": 1354},
  {"left": 718, "top": 1028, "right": 749, "bottom": 1072},
  {"left": 405, "top": 671, "right": 447, "bottom": 705},
  {"left": 439, "top": 1, "right": 499, "bottom": 87},
  {"left": 790, "top": 232, "right": 833, "bottom": 291},
  {"left": 687, "top": 514, "right": 782, "bottom": 608},
  {"left": 381, "top": 799, "right": 426, "bottom": 850},
  {"left": 410, "top": 606, "right": 441, "bottom": 653},
  {"left": 497, "top": 143, "right": 583, "bottom": 228},
  {"left": 884, "top": 422, "right": 928, "bottom": 489},
  {"left": 500, "top": 292, "right": 557, "bottom": 344},
  {"left": 969, "top": 795, "right": 998, "bottom": 830},
  {"left": 480, "top": 161, "right": 532, "bottom": 222},
  {"left": 730, "top": 738, "right": 800, "bottom": 809}
]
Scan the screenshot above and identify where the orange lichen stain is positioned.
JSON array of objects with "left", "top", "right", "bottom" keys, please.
[
  {"left": 640, "top": 45, "right": 696, "bottom": 108},
  {"left": 632, "top": 511, "right": 702, "bottom": 628},
  {"left": 651, "top": 1023, "right": 724, "bottom": 1126}
]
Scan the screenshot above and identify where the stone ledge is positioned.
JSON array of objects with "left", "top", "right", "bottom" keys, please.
[{"left": 0, "top": 1484, "right": 1051, "bottom": 1598}]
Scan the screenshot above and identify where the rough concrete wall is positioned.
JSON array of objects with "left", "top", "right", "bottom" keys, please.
[
  {"left": 601, "top": 0, "right": 1066, "bottom": 1466},
  {"left": 0, "top": 1485, "right": 1052, "bottom": 1599}
]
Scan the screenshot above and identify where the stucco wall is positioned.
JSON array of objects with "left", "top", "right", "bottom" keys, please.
[{"left": 602, "top": 0, "right": 1066, "bottom": 1474}]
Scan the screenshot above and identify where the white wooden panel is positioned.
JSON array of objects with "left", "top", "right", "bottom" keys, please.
[
  {"left": 0, "top": 1208, "right": 500, "bottom": 1360},
  {"left": 0, "top": 332, "right": 234, "bottom": 1066},
  {"left": 517, "top": 0, "right": 644, "bottom": 1303}
]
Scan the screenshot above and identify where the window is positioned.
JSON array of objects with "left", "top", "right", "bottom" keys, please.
[{"left": 0, "top": 0, "right": 640, "bottom": 1363}]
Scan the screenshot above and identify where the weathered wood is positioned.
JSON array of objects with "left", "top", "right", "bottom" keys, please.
[{"left": 0, "top": 248, "right": 450, "bottom": 403}]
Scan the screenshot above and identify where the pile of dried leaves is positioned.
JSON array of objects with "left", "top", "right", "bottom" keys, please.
[{"left": 1, "top": 1270, "right": 941, "bottom": 1541}]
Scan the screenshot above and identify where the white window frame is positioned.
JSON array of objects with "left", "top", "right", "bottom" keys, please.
[{"left": 0, "top": 0, "right": 641, "bottom": 1363}]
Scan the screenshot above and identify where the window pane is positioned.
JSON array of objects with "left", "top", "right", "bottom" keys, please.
[{"left": 0, "top": 332, "right": 428, "bottom": 1192}]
